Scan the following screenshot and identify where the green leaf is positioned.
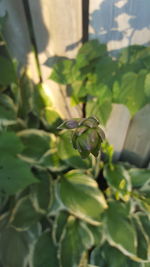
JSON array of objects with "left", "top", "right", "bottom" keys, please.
[
  {"left": 90, "top": 242, "right": 125, "bottom": 267},
  {"left": 118, "top": 45, "right": 147, "bottom": 65},
  {"left": 32, "top": 231, "right": 59, "bottom": 267},
  {"left": 0, "top": 93, "right": 17, "bottom": 112},
  {"left": 90, "top": 242, "right": 142, "bottom": 267},
  {"left": 85, "top": 78, "right": 112, "bottom": 100},
  {"left": 103, "top": 201, "right": 137, "bottom": 258},
  {"left": 144, "top": 73, "right": 150, "bottom": 98},
  {"left": 40, "top": 107, "right": 62, "bottom": 130},
  {"left": 33, "top": 84, "right": 52, "bottom": 116},
  {"left": 17, "top": 129, "right": 53, "bottom": 163},
  {"left": 132, "top": 216, "right": 150, "bottom": 261},
  {"left": 10, "top": 196, "right": 41, "bottom": 230},
  {"left": 58, "top": 131, "right": 91, "bottom": 169},
  {"left": 0, "top": 106, "right": 16, "bottom": 126},
  {"left": 0, "top": 56, "right": 17, "bottom": 86},
  {"left": 0, "top": 156, "right": 38, "bottom": 195},
  {"left": 30, "top": 170, "right": 52, "bottom": 213},
  {"left": 129, "top": 168, "right": 150, "bottom": 188},
  {"left": 76, "top": 40, "right": 106, "bottom": 68},
  {"left": 59, "top": 216, "right": 94, "bottom": 267},
  {"left": 0, "top": 131, "right": 23, "bottom": 157},
  {"left": 40, "top": 150, "right": 67, "bottom": 172},
  {"left": 18, "top": 74, "right": 34, "bottom": 119},
  {"left": 50, "top": 59, "right": 74, "bottom": 84},
  {"left": 86, "top": 224, "right": 103, "bottom": 246},
  {"left": 53, "top": 210, "right": 69, "bottom": 244},
  {"left": 86, "top": 99, "right": 112, "bottom": 125},
  {"left": 104, "top": 164, "right": 131, "bottom": 199},
  {"left": 113, "top": 71, "right": 147, "bottom": 115},
  {"left": 58, "top": 170, "right": 107, "bottom": 225},
  {"left": 0, "top": 94, "right": 17, "bottom": 125},
  {"left": 0, "top": 227, "right": 30, "bottom": 267},
  {"left": 139, "top": 213, "right": 150, "bottom": 238},
  {"left": 95, "top": 56, "right": 118, "bottom": 83},
  {"left": 0, "top": 14, "right": 7, "bottom": 32}
]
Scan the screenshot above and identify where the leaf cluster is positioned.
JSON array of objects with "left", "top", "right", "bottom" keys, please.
[
  {"left": 51, "top": 40, "right": 150, "bottom": 124},
  {"left": 0, "top": 20, "right": 150, "bottom": 267}
]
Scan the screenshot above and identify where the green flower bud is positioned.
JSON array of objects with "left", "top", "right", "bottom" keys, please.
[
  {"left": 73, "top": 127, "right": 103, "bottom": 158},
  {"left": 57, "top": 116, "right": 105, "bottom": 158}
]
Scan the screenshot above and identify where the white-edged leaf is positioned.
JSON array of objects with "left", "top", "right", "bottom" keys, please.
[
  {"left": 103, "top": 201, "right": 138, "bottom": 259},
  {"left": 17, "top": 129, "right": 55, "bottom": 163},
  {"left": 104, "top": 164, "right": 131, "bottom": 199},
  {"left": 59, "top": 216, "right": 94, "bottom": 267},
  {"left": 10, "top": 196, "right": 41, "bottom": 231},
  {"left": 30, "top": 170, "right": 52, "bottom": 214},
  {"left": 53, "top": 210, "right": 69, "bottom": 244},
  {"left": 90, "top": 242, "right": 143, "bottom": 267},
  {"left": 57, "top": 170, "right": 107, "bottom": 225}
]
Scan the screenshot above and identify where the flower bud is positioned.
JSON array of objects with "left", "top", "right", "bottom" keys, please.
[
  {"left": 58, "top": 116, "right": 105, "bottom": 158},
  {"left": 73, "top": 126, "right": 104, "bottom": 158}
]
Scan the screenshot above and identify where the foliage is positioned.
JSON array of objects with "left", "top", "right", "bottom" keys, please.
[
  {"left": 50, "top": 39, "right": 150, "bottom": 124},
  {"left": 0, "top": 20, "right": 150, "bottom": 267}
]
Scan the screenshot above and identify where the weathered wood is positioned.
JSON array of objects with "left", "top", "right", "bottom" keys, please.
[
  {"left": 89, "top": 0, "right": 150, "bottom": 51},
  {"left": 105, "top": 104, "right": 131, "bottom": 159},
  {"left": 28, "top": 0, "right": 83, "bottom": 118},
  {"left": 121, "top": 104, "right": 150, "bottom": 167},
  {"left": 0, "top": 0, "right": 39, "bottom": 82}
]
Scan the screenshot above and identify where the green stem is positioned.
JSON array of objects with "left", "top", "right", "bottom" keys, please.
[{"left": 92, "top": 151, "right": 101, "bottom": 179}]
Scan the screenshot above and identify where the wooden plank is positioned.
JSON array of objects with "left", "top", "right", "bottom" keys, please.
[
  {"left": 28, "top": 0, "right": 83, "bottom": 118},
  {"left": 121, "top": 104, "right": 150, "bottom": 167},
  {"left": 0, "top": 0, "right": 39, "bottom": 82},
  {"left": 89, "top": 0, "right": 150, "bottom": 51},
  {"left": 105, "top": 104, "right": 131, "bottom": 159}
]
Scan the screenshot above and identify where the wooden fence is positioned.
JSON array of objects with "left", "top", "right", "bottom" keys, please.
[{"left": 0, "top": 0, "right": 149, "bottom": 167}]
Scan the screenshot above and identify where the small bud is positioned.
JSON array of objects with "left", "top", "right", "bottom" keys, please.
[
  {"left": 57, "top": 116, "right": 105, "bottom": 158},
  {"left": 72, "top": 128, "right": 102, "bottom": 158}
]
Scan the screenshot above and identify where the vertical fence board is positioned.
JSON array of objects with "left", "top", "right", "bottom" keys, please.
[
  {"left": 105, "top": 104, "right": 131, "bottom": 158},
  {"left": 0, "top": 0, "right": 39, "bottom": 82},
  {"left": 28, "top": 0, "right": 83, "bottom": 118},
  {"left": 121, "top": 105, "right": 150, "bottom": 167}
]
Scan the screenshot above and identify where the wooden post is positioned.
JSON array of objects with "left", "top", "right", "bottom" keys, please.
[
  {"left": 28, "top": 0, "right": 83, "bottom": 118},
  {"left": 105, "top": 104, "right": 131, "bottom": 159},
  {"left": 0, "top": 0, "right": 39, "bottom": 83}
]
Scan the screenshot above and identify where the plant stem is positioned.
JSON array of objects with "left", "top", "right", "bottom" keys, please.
[{"left": 92, "top": 151, "right": 101, "bottom": 179}]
